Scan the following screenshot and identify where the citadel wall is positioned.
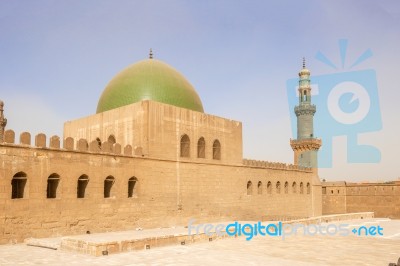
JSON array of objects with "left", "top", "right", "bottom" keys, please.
[
  {"left": 322, "top": 181, "right": 400, "bottom": 218},
  {"left": 322, "top": 182, "right": 347, "bottom": 215},
  {"left": 0, "top": 131, "right": 316, "bottom": 244}
]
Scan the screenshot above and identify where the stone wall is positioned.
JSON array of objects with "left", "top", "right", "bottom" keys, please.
[
  {"left": 322, "top": 182, "right": 347, "bottom": 215},
  {"left": 64, "top": 100, "right": 243, "bottom": 164},
  {"left": 345, "top": 183, "right": 400, "bottom": 218},
  {"left": 0, "top": 136, "right": 317, "bottom": 244},
  {"left": 322, "top": 181, "right": 400, "bottom": 218}
]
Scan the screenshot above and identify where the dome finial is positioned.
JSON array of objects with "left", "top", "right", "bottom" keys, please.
[
  {"left": 149, "top": 48, "right": 153, "bottom": 59},
  {"left": 302, "top": 57, "right": 306, "bottom": 69}
]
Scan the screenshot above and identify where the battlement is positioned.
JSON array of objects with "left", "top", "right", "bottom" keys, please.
[
  {"left": 0, "top": 129, "right": 144, "bottom": 157},
  {"left": 242, "top": 159, "right": 312, "bottom": 172}
]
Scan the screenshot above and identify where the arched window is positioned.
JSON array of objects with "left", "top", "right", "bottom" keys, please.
[
  {"left": 197, "top": 137, "right": 205, "bottom": 158},
  {"left": 258, "top": 181, "right": 262, "bottom": 195},
  {"left": 128, "top": 177, "right": 138, "bottom": 198},
  {"left": 267, "top": 181, "right": 272, "bottom": 194},
  {"left": 11, "top": 172, "right": 27, "bottom": 199},
  {"left": 247, "top": 181, "right": 253, "bottom": 195},
  {"left": 307, "top": 182, "right": 311, "bottom": 194},
  {"left": 292, "top": 182, "right": 297, "bottom": 194},
  {"left": 300, "top": 182, "right": 304, "bottom": 194},
  {"left": 276, "top": 181, "right": 281, "bottom": 194},
  {"left": 212, "top": 140, "right": 221, "bottom": 160},
  {"left": 180, "top": 134, "right": 190, "bottom": 157},
  {"left": 104, "top": 176, "right": 115, "bottom": 198},
  {"left": 77, "top": 175, "right": 89, "bottom": 198},
  {"left": 47, "top": 173, "right": 60, "bottom": 199},
  {"left": 108, "top": 135, "right": 116, "bottom": 144},
  {"left": 284, "top": 182, "right": 289, "bottom": 194}
]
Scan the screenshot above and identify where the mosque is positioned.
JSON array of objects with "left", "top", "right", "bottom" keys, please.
[{"left": 0, "top": 52, "right": 322, "bottom": 244}]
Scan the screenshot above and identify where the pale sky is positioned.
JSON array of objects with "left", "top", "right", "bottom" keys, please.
[{"left": 1, "top": 0, "right": 399, "bottom": 182}]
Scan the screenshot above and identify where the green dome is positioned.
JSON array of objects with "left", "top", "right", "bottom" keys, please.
[{"left": 96, "top": 59, "right": 204, "bottom": 113}]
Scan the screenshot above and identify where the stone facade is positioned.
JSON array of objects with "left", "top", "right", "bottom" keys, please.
[
  {"left": 64, "top": 100, "right": 243, "bottom": 164},
  {"left": 322, "top": 181, "right": 400, "bottom": 218},
  {"left": 0, "top": 100, "right": 321, "bottom": 244}
]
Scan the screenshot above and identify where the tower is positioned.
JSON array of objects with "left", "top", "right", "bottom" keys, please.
[
  {"left": 290, "top": 59, "right": 321, "bottom": 169},
  {"left": 0, "top": 100, "right": 7, "bottom": 143}
]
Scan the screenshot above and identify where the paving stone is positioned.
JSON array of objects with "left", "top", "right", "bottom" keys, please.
[{"left": 0, "top": 218, "right": 399, "bottom": 265}]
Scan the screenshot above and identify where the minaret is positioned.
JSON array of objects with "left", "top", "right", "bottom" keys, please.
[
  {"left": 290, "top": 59, "right": 321, "bottom": 169},
  {"left": 0, "top": 100, "right": 7, "bottom": 143}
]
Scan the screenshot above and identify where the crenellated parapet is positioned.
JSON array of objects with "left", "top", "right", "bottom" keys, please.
[
  {"left": 0, "top": 129, "right": 143, "bottom": 157},
  {"left": 242, "top": 158, "right": 312, "bottom": 172}
]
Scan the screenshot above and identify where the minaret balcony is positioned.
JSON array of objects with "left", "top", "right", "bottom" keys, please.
[
  {"left": 294, "top": 104, "right": 316, "bottom": 116},
  {"left": 290, "top": 138, "right": 322, "bottom": 151}
]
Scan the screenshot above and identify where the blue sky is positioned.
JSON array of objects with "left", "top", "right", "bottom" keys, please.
[{"left": 1, "top": 0, "right": 399, "bottom": 181}]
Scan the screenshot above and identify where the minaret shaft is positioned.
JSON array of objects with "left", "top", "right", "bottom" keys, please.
[{"left": 290, "top": 59, "right": 321, "bottom": 169}]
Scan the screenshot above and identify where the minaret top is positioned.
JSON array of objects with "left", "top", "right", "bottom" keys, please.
[
  {"left": 299, "top": 57, "right": 310, "bottom": 76},
  {"left": 0, "top": 99, "right": 7, "bottom": 143},
  {"left": 149, "top": 48, "right": 153, "bottom": 59},
  {"left": 0, "top": 100, "right": 4, "bottom": 114}
]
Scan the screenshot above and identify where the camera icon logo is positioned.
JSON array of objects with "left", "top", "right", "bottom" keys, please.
[
  {"left": 287, "top": 40, "right": 382, "bottom": 168},
  {"left": 328, "top": 81, "right": 370, "bottom": 125}
]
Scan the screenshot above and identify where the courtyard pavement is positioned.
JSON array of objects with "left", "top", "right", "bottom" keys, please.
[{"left": 0, "top": 218, "right": 399, "bottom": 265}]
